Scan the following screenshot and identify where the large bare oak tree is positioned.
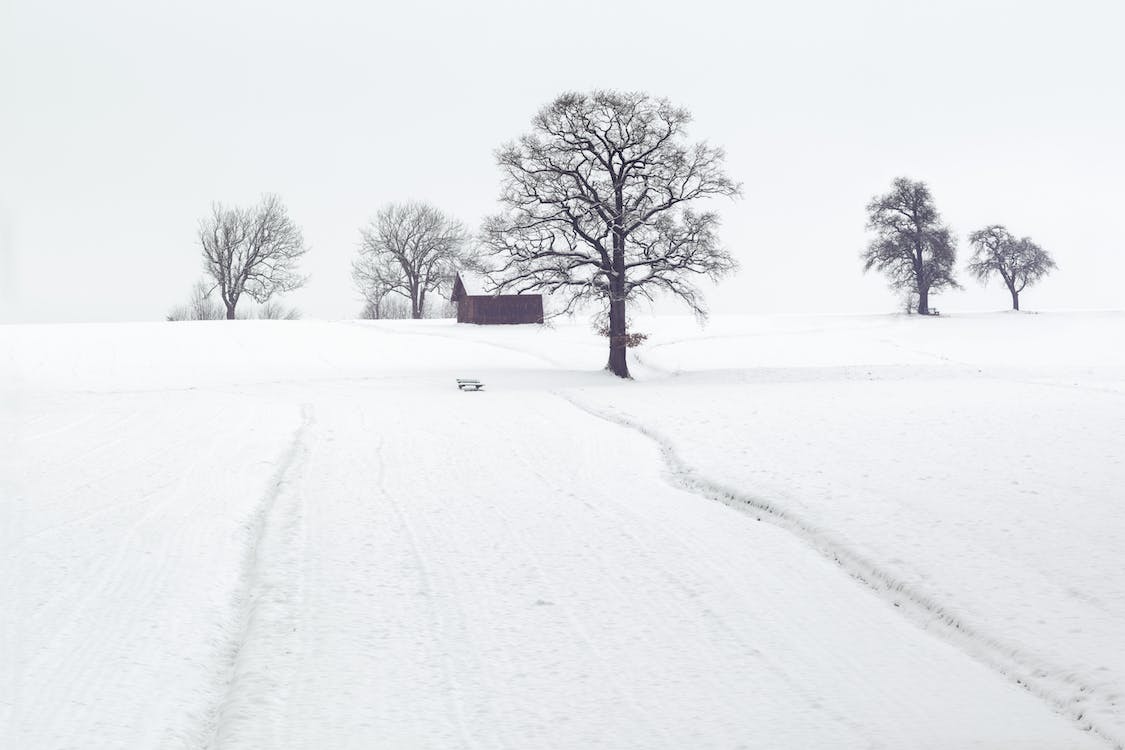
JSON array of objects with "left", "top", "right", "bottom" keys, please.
[
  {"left": 353, "top": 202, "right": 470, "bottom": 319},
  {"left": 481, "top": 90, "right": 740, "bottom": 378},
  {"left": 199, "top": 194, "right": 308, "bottom": 319},
  {"left": 967, "top": 225, "right": 1056, "bottom": 310},
  {"left": 863, "top": 177, "right": 958, "bottom": 315}
]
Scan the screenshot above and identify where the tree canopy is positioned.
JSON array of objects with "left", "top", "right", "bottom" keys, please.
[
  {"left": 481, "top": 90, "right": 740, "bottom": 377},
  {"left": 968, "top": 225, "right": 1055, "bottom": 310},
  {"left": 863, "top": 177, "right": 958, "bottom": 315},
  {"left": 353, "top": 202, "right": 470, "bottom": 319},
  {"left": 199, "top": 194, "right": 307, "bottom": 319}
]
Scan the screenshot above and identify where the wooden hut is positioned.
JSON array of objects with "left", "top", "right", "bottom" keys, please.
[{"left": 450, "top": 272, "right": 544, "bottom": 325}]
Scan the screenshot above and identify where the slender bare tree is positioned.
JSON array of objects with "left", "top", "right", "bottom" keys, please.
[
  {"left": 480, "top": 90, "right": 740, "bottom": 378},
  {"left": 199, "top": 194, "right": 308, "bottom": 319},
  {"left": 187, "top": 279, "right": 221, "bottom": 320},
  {"left": 863, "top": 177, "right": 959, "bottom": 315},
  {"left": 353, "top": 202, "right": 470, "bottom": 319},
  {"left": 255, "top": 299, "right": 302, "bottom": 320},
  {"left": 351, "top": 243, "right": 401, "bottom": 320},
  {"left": 359, "top": 296, "right": 411, "bottom": 320},
  {"left": 166, "top": 279, "right": 224, "bottom": 321},
  {"left": 967, "top": 225, "right": 1056, "bottom": 310}
]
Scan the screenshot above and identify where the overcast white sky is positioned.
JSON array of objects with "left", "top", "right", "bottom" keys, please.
[{"left": 1, "top": 0, "right": 1122, "bottom": 323}]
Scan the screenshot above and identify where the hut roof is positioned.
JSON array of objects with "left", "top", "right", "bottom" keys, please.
[{"left": 451, "top": 271, "right": 493, "bottom": 301}]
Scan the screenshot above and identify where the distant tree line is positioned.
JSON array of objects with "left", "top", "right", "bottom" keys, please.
[
  {"left": 351, "top": 91, "right": 739, "bottom": 377},
  {"left": 171, "top": 91, "right": 741, "bottom": 380},
  {"left": 863, "top": 177, "right": 1056, "bottom": 314},
  {"left": 168, "top": 90, "right": 1063, "bottom": 379}
]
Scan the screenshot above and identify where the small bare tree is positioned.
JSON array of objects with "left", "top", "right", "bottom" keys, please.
[
  {"left": 199, "top": 194, "right": 308, "bottom": 319},
  {"left": 863, "top": 177, "right": 959, "bottom": 315},
  {"left": 967, "top": 225, "right": 1055, "bottom": 311},
  {"left": 359, "top": 296, "right": 412, "bottom": 320},
  {"left": 358, "top": 296, "right": 452, "bottom": 320},
  {"left": 481, "top": 90, "right": 740, "bottom": 378},
  {"left": 351, "top": 245, "right": 399, "bottom": 320},
  {"left": 166, "top": 279, "right": 224, "bottom": 321},
  {"left": 187, "top": 279, "right": 223, "bottom": 320},
  {"left": 352, "top": 202, "right": 470, "bottom": 319},
  {"left": 255, "top": 300, "right": 302, "bottom": 320}
]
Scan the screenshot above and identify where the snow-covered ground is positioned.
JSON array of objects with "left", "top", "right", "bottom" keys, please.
[{"left": 3, "top": 312, "right": 1122, "bottom": 749}]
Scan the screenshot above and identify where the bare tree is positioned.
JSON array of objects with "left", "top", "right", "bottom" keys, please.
[
  {"left": 166, "top": 279, "right": 224, "bottom": 321},
  {"left": 255, "top": 300, "right": 302, "bottom": 320},
  {"left": 360, "top": 297, "right": 403, "bottom": 320},
  {"left": 480, "top": 90, "right": 740, "bottom": 378},
  {"left": 863, "top": 177, "right": 959, "bottom": 315},
  {"left": 199, "top": 194, "right": 308, "bottom": 319},
  {"left": 967, "top": 225, "right": 1056, "bottom": 310},
  {"left": 187, "top": 279, "right": 223, "bottom": 320},
  {"left": 352, "top": 202, "right": 469, "bottom": 320},
  {"left": 425, "top": 299, "right": 457, "bottom": 319},
  {"left": 351, "top": 244, "right": 400, "bottom": 320},
  {"left": 357, "top": 295, "right": 453, "bottom": 320}
]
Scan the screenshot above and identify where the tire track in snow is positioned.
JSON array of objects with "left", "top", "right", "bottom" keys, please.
[
  {"left": 559, "top": 392, "right": 1121, "bottom": 750},
  {"left": 513, "top": 441, "right": 880, "bottom": 746},
  {"left": 373, "top": 430, "right": 482, "bottom": 750},
  {"left": 15, "top": 400, "right": 252, "bottom": 740},
  {"left": 505, "top": 420, "right": 882, "bottom": 746},
  {"left": 500, "top": 442, "right": 681, "bottom": 749},
  {"left": 203, "top": 403, "right": 313, "bottom": 750}
]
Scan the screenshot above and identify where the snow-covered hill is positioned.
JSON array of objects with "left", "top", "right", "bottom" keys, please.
[{"left": 4, "top": 312, "right": 1122, "bottom": 749}]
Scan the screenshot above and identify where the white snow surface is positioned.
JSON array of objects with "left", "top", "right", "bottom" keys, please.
[{"left": 3, "top": 312, "right": 1122, "bottom": 749}]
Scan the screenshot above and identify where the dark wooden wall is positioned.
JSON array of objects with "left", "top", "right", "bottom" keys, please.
[{"left": 457, "top": 295, "right": 544, "bottom": 324}]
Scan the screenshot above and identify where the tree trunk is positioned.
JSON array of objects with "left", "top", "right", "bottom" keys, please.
[
  {"left": 913, "top": 234, "right": 927, "bottom": 315},
  {"left": 225, "top": 303, "right": 236, "bottom": 320},
  {"left": 607, "top": 196, "right": 630, "bottom": 378},
  {"left": 1011, "top": 288, "right": 1020, "bottom": 311},
  {"left": 607, "top": 296, "right": 629, "bottom": 378}
]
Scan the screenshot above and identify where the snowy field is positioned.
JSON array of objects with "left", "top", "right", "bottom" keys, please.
[{"left": 3, "top": 312, "right": 1123, "bottom": 749}]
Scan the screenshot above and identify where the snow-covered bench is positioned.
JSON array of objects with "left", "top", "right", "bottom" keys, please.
[{"left": 457, "top": 379, "right": 484, "bottom": 391}]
